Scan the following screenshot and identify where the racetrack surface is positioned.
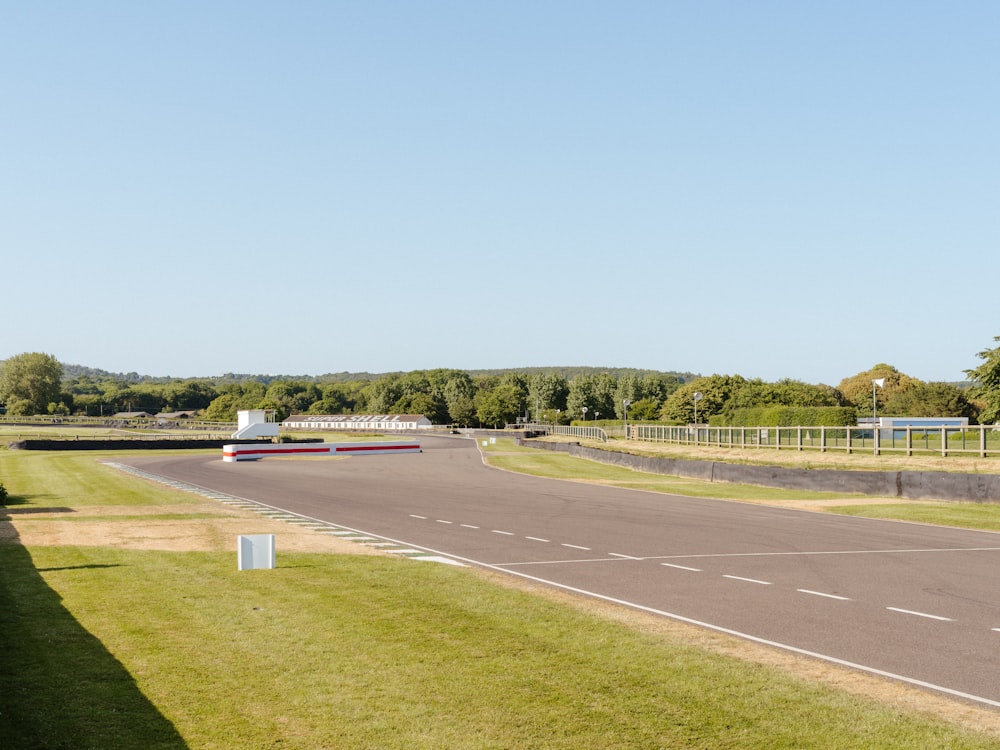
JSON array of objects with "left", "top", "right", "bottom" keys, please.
[{"left": 119, "top": 435, "right": 1000, "bottom": 708}]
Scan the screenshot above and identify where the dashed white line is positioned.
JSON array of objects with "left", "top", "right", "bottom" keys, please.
[
  {"left": 460, "top": 524, "right": 480, "bottom": 529},
  {"left": 436, "top": 519, "right": 453, "bottom": 524},
  {"left": 609, "top": 553, "right": 641, "bottom": 560},
  {"left": 662, "top": 563, "right": 701, "bottom": 572},
  {"left": 562, "top": 543, "right": 591, "bottom": 551},
  {"left": 492, "top": 530, "right": 515, "bottom": 536},
  {"left": 798, "top": 589, "right": 851, "bottom": 601},
  {"left": 525, "top": 536, "right": 550, "bottom": 542},
  {"left": 887, "top": 607, "right": 954, "bottom": 622},
  {"left": 723, "top": 575, "right": 772, "bottom": 585},
  {"left": 410, "top": 514, "right": 427, "bottom": 519}
]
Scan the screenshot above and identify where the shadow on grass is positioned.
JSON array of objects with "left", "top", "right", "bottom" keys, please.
[
  {"left": 1, "top": 492, "right": 59, "bottom": 507},
  {"left": 0, "top": 521, "right": 187, "bottom": 749}
]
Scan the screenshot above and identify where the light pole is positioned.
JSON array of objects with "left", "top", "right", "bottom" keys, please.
[
  {"left": 872, "top": 378, "right": 885, "bottom": 455},
  {"left": 693, "top": 391, "right": 703, "bottom": 425},
  {"left": 581, "top": 406, "right": 588, "bottom": 424},
  {"left": 622, "top": 399, "right": 631, "bottom": 440}
]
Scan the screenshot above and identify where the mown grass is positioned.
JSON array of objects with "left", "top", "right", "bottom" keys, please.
[
  {"left": 483, "top": 443, "right": 857, "bottom": 502},
  {"left": 828, "top": 502, "right": 1000, "bottom": 531},
  {"left": 3, "top": 448, "right": 1000, "bottom": 747},
  {"left": 3, "top": 543, "right": 999, "bottom": 749}
]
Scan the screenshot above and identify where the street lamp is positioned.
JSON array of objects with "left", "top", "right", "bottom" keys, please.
[
  {"left": 872, "top": 378, "right": 885, "bottom": 455},
  {"left": 622, "top": 399, "right": 631, "bottom": 440},
  {"left": 581, "top": 406, "right": 588, "bottom": 423},
  {"left": 693, "top": 391, "right": 703, "bottom": 425}
]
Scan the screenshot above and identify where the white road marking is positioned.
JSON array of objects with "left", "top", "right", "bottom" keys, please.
[
  {"left": 525, "top": 536, "right": 550, "bottom": 542},
  {"left": 410, "top": 514, "right": 427, "bottom": 519},
  {"left": 460, "top": 524, "right": 480, "bottom": 529},
  {"left": 655, "top": 546, "right": 1000, "bottom": 561},
  {"left": 562, "top": 543, "right": 591, "bottom": 551},
  {"left": 492, "top": 530, "right": 515, "bottom": 536},
  {"left": 798, "top": 589, "right": 851, "bottom": 601},
  {"left": 887, "top": 607, "right": 954, "bottom": 622},
  {"left": 609, "top": 553, "right": 641, "bottom": 560},
  {"left": 436, "top": 519, "right": 453, "bottom": 524},
  {"left": 662, "top": 563, "right": 702, "bottom": 572},
  {"left": 723, "top": 575, "right": 772, "bottom": 585}
]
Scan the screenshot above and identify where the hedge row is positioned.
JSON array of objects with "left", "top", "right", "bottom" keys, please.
[{"left": 713, "top": 406, "right": 857, "bottom": 427}]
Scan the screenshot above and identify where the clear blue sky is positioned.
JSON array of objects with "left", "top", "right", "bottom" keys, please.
[{"left": 3, "top": 2, "right": 997, "bottom": 385}]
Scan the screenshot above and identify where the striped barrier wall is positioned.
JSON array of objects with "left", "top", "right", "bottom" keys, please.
[{"left": 223, "top": 441, "right": 421, "bottom": 462}]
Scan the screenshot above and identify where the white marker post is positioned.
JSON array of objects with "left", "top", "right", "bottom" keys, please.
[{"left": 238, "top": 534, "right": 276, "bottom": 570}]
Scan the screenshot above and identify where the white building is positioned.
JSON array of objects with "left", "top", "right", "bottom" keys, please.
[
  {"left": 232, "top": 409, "right": 280, "bottom": 439},
  {"left": 282, "top": 414, "right": 432, "bottom": 431}
]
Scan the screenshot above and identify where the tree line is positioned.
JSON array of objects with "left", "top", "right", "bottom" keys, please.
[{"left": 2, "top": 343, "right": 1000, "bottom": 427}]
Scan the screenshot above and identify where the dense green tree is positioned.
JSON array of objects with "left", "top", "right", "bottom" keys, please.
[
  {"left": 721, "top": 379, "right": 841, "bottom": 418},
  {"left": 660, "top": 375, "right": 749, "bottom": 424},
  {"left": 443, "top": 373, "right": 477, "bottom": 426},
  {"left": 474, "top": 383, "right": 524, "bottom": 428},
  {"left": 883, "top": 382, "right": 977, "bottom": 419},
  {"left": 966, "top": 336, "right": 1000, "bottom": 423},
  {"left": 0, "top": 352, "right": 64, "bottom": 415},
  {"left": 627, "top": 397, "right": 661, "bottom": 421},
  {"left": 566, "top": 373, "right": 617, "bottom": 422},
  {"left": 837, "top": 365, "right": 919, "bottom": 414},
  {"left": 364, "top": 375, "right": 403, "bottom": 413},
  {"left": 161, "top": 381, "right": 217, "bottom": 411},
  {"left": 201, "top": 382, "right": 267, "bottom": 421},
  {"left": 528, "top": 373, "right": 569, "bottom": 419}
]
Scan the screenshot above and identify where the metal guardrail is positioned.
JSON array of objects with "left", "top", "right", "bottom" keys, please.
[
  {"left": 631, "top": 423, "right": 1000, "bottom": 458},
  {"left": 513, "top": 423, "right": 609, "bottom": 443}
]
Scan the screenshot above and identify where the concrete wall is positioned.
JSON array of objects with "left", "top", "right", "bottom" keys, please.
[{"left": 518, "top": 439, "right": 1000, "bottom": 503}]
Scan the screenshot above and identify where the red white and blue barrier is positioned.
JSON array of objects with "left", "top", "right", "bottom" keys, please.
[{"left": 223, "top": 441, "right": 421, "bottom": 462}]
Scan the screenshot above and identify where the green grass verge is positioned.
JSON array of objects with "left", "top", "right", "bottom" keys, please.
[
  {"left": 485, "top": 446, "right": 854, "bottom": 502},
  {"left": 828, "top": 502, "right": 1000, "bottom": 531},
  {"left": 2, "top": 544, "right": 997, "bottom": 749}
]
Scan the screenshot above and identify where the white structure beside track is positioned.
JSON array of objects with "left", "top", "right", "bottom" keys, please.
[{"left": 282, "top": 414, "right": 432, "bottom": 431}]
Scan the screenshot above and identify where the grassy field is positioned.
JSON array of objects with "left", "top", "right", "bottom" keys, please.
[{"left": 3, "top": 444, "right": 1000, "bottom": 747}]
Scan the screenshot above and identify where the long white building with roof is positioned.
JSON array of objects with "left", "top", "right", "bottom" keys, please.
[{"left": 282, "top": 414, "right": 432, "bottom": 431}]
